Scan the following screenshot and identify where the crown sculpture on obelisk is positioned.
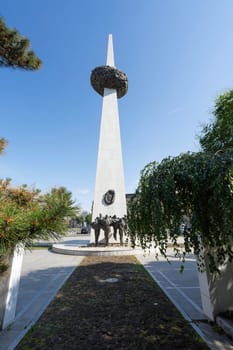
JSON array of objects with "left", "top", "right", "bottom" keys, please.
[{"left": 90, "top": 34, "right": 128, "bottom": 246}]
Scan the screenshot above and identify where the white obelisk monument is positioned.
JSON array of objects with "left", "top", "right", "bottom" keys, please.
[{"left": 90, "top": 34, "right": 128, "bottom": 243}]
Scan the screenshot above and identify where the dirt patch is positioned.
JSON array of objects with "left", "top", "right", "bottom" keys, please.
[{"left": 15, "top": 255, "right": 208, "bottom": 349}]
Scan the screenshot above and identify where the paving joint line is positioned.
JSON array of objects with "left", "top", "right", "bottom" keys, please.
[{"left": 158, "top": 270, "right": 203, "bottom": 314}]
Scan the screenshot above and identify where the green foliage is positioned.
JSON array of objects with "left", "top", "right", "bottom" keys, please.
[
  {"left": 200, "top": 90, "right": 233, "bottom": 153},
  {"left": 128, "top": 89, "right": 233, "bottom": 273},
  {"left": 84, "top": 213, "right": 92, "bottom": 225},
  {"left": 0, "top": 16, "right": 42, "bottom": 150},
  {"left": 0, "top": 17, "right": 41, "bottom": 70},
  {"left": 0, "top": 138, "right": 7, "bottom": 154},
  {"left": 0, "top": 261, "right": 8, "bottom": 274},
  {"left": 0, "top": 180, "right": 79, "bottom": 259},
  {"left": 128, "top": 151, "right": 233, "bottom": 273},
  {"left": 75, "top": 212, "right": 92, "bottom": 226}
]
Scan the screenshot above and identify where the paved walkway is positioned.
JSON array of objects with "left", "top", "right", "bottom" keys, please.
[
  {"left": 0, "top": 236, "right": 233, "bottom": 350},
  {"left": 138, "top": 252, "right": 205, "bottom": 321},
  {"left": 137, "top": 252, "right": 233, "bottom": 350}
]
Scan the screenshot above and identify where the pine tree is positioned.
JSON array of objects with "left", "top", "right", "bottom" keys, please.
[
  {"left": 0, "top": 17, "right": 41, "bottom": 70},
  {"left": 0, "top": 138, "right": 7, "bottom": 154},
  {"left": 0, "top": 17, "right": 42, "bottom": 153}
]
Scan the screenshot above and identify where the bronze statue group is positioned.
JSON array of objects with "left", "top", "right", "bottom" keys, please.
[{"left": 91, "top": 214, "right": 128, "bottom": 246}]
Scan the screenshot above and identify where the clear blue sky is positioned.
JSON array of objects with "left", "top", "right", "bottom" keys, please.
[{"left": 1, "top": 1, "right": 233, "bottom": 211}]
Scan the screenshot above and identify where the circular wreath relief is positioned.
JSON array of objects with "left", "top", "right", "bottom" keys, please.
[{"left": 103, "top": 190, "right": 115, "bottom": 205}]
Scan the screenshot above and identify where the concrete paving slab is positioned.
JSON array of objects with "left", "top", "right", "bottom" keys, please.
[
  {"left": 165, "top": 288, "right": 206, "bottom": 320},
  {"left": 138, "top": 254, "right": 205, "bottom": 320}
]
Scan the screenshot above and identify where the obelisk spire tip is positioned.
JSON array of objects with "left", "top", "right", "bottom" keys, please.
[{"left": 106, "top": 34, "right": 115, "bottom": 67}]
